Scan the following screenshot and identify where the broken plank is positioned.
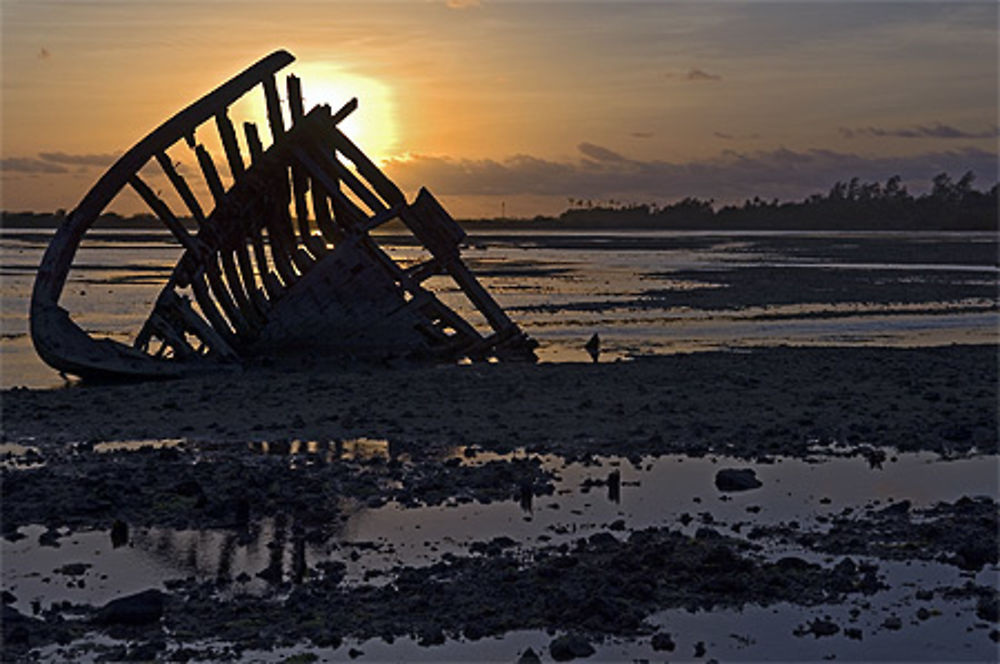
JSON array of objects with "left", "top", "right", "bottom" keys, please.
[
  {"left": 127, "top": 174, "right": 205, "bottom": 256},
  {"left": 215, "top": 109, "right": 246, "bottom": 180},
  {"left": 262, "top": 75, "right": 285, "bottom": 143},
  {"left": 195, "top": 144, "right": 226, "bottom": 207},
  {"left": 154, "top": 152, "right": 206, "bottom": 226}
]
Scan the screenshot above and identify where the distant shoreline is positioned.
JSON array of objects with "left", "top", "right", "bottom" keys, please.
[{"left": 2, "top": 214, "right": 996, "bottom": 233}]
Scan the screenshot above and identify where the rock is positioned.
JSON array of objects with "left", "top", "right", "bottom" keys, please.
[
  {"left": 693, "top": 641, "right": 706, "bottom": 657},
  {"left": 976, "top": 594, "right": 998, "bottom": 623},
  {"left": 55, "top": 562, "right": 90, "bottom": 576},
  {"left": 94, "top": 589, "right": 165, "bottom": 626},
  {"left": 650, "top": 632, "right": 675, "bottom": 651},
  {"left": 714, "top": 468, "right": 762, "bottom": 492},
  {"left": 110, "top": 520, "right": 129, "bottom": 548},
  {"left": 517, "top": 647, "right": 542, "bottom": 664},
  {"left": 418, "top": 627, "right": 445, "bottom": 646},
  {"left": 881, "top": 616, "right": 902, "bottom": 630},
  {"left": 808, "top": 619, "right": 840, "bottom": 637},
  {"left": 550, "top": 634, "right": 595, "bottom": 661}
]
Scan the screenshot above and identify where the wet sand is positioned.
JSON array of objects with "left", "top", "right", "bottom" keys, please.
[{"left": 3, "top": 345, "right": 996, "bottom": 459}]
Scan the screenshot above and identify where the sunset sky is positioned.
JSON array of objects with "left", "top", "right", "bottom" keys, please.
[{"left": 2, "top": 0, "right": 997, "bottom": 218}]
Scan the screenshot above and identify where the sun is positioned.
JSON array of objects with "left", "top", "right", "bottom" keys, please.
[
  {"left": 287, "top": 64, "right": 399, "bottom": 165},
  {"left": 231, "top": 62, "right": 398, "bottom": 166}
]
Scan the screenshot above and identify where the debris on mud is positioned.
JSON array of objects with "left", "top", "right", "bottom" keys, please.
[{"left": 749, "top": 496, "right": 999, "bottom": 570}]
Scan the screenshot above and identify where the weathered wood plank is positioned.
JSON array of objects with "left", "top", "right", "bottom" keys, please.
[
  {"left": 220, "top": 249, "right": 263, "bottom": 329},
  {"left": 285, "top": 75, "right": 334, "bottom": 256},
  {"left": 204, "top": 256, "right": 253, "bottom": 338},
  {"left": 195, "top": 145, "right": 226, "bottom": 207},
  {"left": 190, "top": 270, "right": 239, "bottom": 346},
  {"left": 215, "top": 110, "right": 246, "bottom": 180},
  {"left": 154, "top": 152, "right": 206, "bottom": 226},
  {"left": 161, "top": 289, "right": 238, "bottom": 360},
  {"left": 127, "top": 174, "right": 204, "bottom": 257},
  {"left": 244, "top": 122, "right": 264, "bottom": 163},
  {"left": 263, "top": 75, "right": 285, "bottom": 143},
  {"left": 235, "top": 240, "right": 268, "bottom": 316}
]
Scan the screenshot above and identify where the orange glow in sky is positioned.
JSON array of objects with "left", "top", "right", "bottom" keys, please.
[{"left": 1, "top": 1, "right": 997, "bottom": 218}]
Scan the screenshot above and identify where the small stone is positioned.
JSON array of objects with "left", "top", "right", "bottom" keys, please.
[
  {"left": 808, "top": 619, "right": 840, "bottom": 637},
  {"left": 550, "top": 634, "right": 595, "bottom": 661},
  {"left": 650, "top": 632, "right": 675, "bottom": 651},
  {"left": 517, "top": 647, "right": 542, "bottom": 664},
  {"left": 94, "top": 589, "right": 165, "bottom": 626},
  {"left": 110, "top": 520, "right": 129, "bottom": 548},
  {"left": 916, "top": 607, "right": 931, "bottom": 621},
  {"left": 694, "top": 641, "right": 706, "bottom": 657},
  {"left": 714, "top": 468, "right": 762, "bottom": 492},
  {"left": 882, "top": 616, "right": 902, "bottom": 630}
]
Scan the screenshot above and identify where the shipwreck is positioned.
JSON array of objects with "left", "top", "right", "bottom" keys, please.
[{"left": 30, "top": 51, "right": 537, "bottom": 380}]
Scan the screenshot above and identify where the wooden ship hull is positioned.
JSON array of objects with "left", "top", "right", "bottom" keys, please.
[{"left": 30, "top": 51, "right": 537, "bottom": 380}]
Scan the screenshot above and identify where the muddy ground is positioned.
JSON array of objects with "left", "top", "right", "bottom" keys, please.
[{"left": 2, "top": 344, "right": 998, "bottom": 661}]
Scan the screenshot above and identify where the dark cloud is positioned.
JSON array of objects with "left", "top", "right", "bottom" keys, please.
[
  {"left": 39, "top": 151, "right": 119, "bottom": 167},
  {"left": 685, "top": 68, "right": 722, "bottom": 81},
  {"left": 577, "top": 142, "right": 628, "bottom": 163},
  {"left": 0, "top": 158, "right": 67, "bottom": 174},
  {"left": 630, "top": 132, "right": 654, "bottom": 139},
  {"left": 38, "top": 47, "right": 51, "bottom": 60},
  {"left": 840, "top": 123, "right": 999, "bottom": 140},
  {"left": 383, "top": 145, "right": 998, "bottom": 204},
  {"left": 714, "top": 131, "right": 761, "bottom": 140}
]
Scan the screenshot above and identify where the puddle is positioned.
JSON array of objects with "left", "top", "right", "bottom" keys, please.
[
  {"left": 92, "top": 438, "right": 185, "bottom": 454},
  {"left": 5, "top": 450, "right": 995, "bottom": 607},
  {"left": 251, "top": 437, "right": 396, "bottom": 462},
  {"left": 0, "top": 442, "right": 45, "bottom": 469}
]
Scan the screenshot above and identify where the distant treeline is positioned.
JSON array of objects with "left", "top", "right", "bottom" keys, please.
[
  {"left": 3, "top": 171, "right": 996, "bottom": 231},
  {"left": 468, "top": 172, "right": 999, "bottom": 231}
]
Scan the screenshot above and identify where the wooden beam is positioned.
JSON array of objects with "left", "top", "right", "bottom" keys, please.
[
  {"left": 195, "top": 145, "right": 226, "bottom": 207},
  {"left": 244, "top": 122, "right": 264, "bottom": 163},
  {"left": 190, "top": 270, "right": 239, "bottom": 346},
  {"left": 215, "top": 110, "right": 246, "bottom": 180},
  {"left": 262, "top": 75, "right": 285, "bottom": 143},
  {"left": 127, "top": 174, "right": 205, "bottom": 256},
  {"left": 204, "top": 256, "right": 253, "bottom": 338},
  {"left": 154, "top": 152, "right": 206, "bottom": 226},
  {"left": 220, "top": 249, "right": 263, "bottom": 329}
]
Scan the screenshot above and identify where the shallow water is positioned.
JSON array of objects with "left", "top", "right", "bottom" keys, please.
[
  {"left": 4, "top": 446, "right": 997, "bottom": 660},
  {"left": 2, "top": 229, "right": 997, "bottom": 388}
]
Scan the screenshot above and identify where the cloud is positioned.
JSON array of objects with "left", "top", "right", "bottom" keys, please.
[
  {"left": 630, "top": 132, "right": 654, "bottom": 139},
  {"left": 840, "top": 123, "right": 999, "bottom": 140},
  {"left": 383, "top": 145, "right": 998, "bottom": 204},
  {"left": 39, "top": 151, "right": 120, "bottom": 168},
  {"left": 714, "top": 131, "right": 761, "bottom": 140},
  {"left": 577, "top": 142, "right": 628, "bottom": 163},
  {"left": 685, "top": 68, "right": 722, "bottom": 81},
  {"left": 0, "top": 158, "right": 67, "bottom": 174},
  {"left": 445, "top": 0, "right": 481, "bottom": 8},
  {"left": 38, "top": 47, "right": 51, "bottom": 60}
]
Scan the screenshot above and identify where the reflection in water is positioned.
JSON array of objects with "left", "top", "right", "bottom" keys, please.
[
  {"left": 251, "top": 437, "right": 398, "bottom": 464},
  {"left": 3, "top": 230, "right": 997, "bottom": 389}
]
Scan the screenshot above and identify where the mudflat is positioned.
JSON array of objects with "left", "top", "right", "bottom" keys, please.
[{"left": 2, "top": 344, "right": 997, "bottom": 661}]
